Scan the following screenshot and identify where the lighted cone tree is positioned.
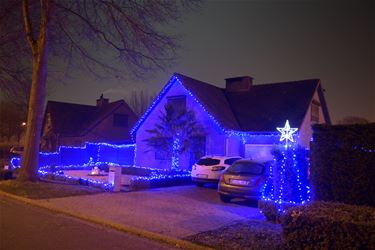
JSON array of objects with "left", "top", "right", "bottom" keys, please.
[{"left": 260, "top": 120, "right": 311, "bottom": 221}]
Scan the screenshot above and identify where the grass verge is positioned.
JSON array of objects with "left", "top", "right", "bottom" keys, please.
[
  {"left": 0, "top": 179, "right": 103, "bottom": 199},
  {"left": 185, "top": 220, "right": 283, "bottom": 250}
]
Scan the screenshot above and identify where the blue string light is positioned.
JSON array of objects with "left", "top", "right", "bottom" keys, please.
[
  {"left": 261, "top": 120, "right": 311, "bottom": 214},
  {"left": 171, "top": 137, "right": 180, "bottom": 170},
  {"left": 19, "top": 142, "right": 136, "bottom": 168},
  {"left": 130, "top": 76, "right": 179, "bottom": 137}
]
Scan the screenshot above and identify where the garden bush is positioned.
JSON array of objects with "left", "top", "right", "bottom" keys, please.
[
  {"left": 258, "top": 199, "right": 279, "bottom": 222},
  {"left": 311, "top": 123, "right": 375, "bottom": 207},
  {"left": 129, "top": 171, "right": 191, "bottom": 190},
  {"left": 121, "top": 166, "right": 152, "bottom": 176},
  {"left": 258, "top": 199, "right": 298, "bottom": 223},
  {"left": 282, "top": 201, "right": 375, "bottom": 249}
]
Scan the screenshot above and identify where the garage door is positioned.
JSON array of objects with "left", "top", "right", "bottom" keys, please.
[{"left": 244, "top": 144, "right": 274, "bottom": 161}]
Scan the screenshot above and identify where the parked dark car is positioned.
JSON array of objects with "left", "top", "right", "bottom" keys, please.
[
  {"left": 217, "top": 159, "right": 270, "bottom": 203},
  {"left": 9, "top": 146, "right": 24, "bottom": 159}
]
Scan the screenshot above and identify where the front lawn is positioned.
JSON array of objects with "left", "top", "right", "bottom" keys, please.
[
  {"left": 185, "top": 220, "right": 283, "bottom": 250},
  {"left": 0, "top": 179, "right": 103, "bottom": 199}
]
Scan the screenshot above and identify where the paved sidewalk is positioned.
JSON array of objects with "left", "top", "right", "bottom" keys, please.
[{"left": 38, "top": 185, "right": 264, "bottom": 239}]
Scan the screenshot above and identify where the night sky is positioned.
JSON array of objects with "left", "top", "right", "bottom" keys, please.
[{"left": 48, "top": 0, "right": 374, "bottom": 123}]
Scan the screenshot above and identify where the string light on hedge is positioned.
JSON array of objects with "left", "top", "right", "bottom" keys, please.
[{"left": 12, "top": 142, "right": 136, "bottom": 169}]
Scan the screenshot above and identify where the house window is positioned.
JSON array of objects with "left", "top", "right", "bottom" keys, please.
[
  {"left": 113, "top": 114, "right": 128, "bottom": 127},
  {"left": 311, "top": 101, "right": 320, "bottom": 123},
  {"left": 167, "top": 95, "right": 186, "bottom": 116}
]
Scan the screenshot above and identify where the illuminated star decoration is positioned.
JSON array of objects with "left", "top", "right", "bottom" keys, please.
[{"left": 277, "top": 120, "right": 298, "bottom": 144}]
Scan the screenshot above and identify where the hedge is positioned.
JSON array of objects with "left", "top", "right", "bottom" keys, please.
[
  {"left": 129, "top": 169, "right": 192, "bottom": 190},
  {"left": 282, "top": 201, "right": 375, "bottom": 249},
  {"left": 311, "top": 123, "right": 375, "bottom": 207}
]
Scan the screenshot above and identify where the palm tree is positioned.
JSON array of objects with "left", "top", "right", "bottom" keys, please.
[{"left": 144, "top": 104, "right": 203, "bottom": 170}]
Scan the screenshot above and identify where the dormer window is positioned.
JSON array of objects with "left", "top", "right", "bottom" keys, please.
[{"left": 311, "top": 100, "right": 320, "bottom": 123}]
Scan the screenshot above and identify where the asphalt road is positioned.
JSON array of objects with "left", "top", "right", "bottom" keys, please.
[{"left": 0, "top": 197, "right": 175, "bottom": 250}]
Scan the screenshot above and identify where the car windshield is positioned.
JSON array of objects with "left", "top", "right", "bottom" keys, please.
[
  {"left": 226, "top": 161, "right": 264, "bottom": 175},
  {"left": 197, "top": 158, "right": 220, "bottom": 166},
  {"left": 224, "top": 158, "right": 241, "bottom": 165}
]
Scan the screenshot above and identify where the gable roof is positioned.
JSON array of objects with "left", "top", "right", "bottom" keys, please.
[
  {"left": 44, "top": 99, "right": 134, "bottom": 137},
  {"left": 225, "top": 79, "right": 321, "bottom": 131},
  {"left": 176, "top": 74, "right": 240, "bottom": 130},
  {"left": 132, "top": 73, "right": 330, "bottom": 134}
]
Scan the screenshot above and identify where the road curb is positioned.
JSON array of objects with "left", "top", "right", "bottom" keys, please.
[{"left": 0, "top": 191, "right": 211, "bottom": 250}]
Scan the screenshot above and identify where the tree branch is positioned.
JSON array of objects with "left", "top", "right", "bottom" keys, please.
[{"left": 22, "top": 0, "right": 37, "bottom": 54}]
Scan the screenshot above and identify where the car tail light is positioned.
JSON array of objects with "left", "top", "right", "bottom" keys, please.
[
  {"left": 219, "top": 175, "right": 225, "bottom": 183},
  {"left": 211, "top": 166, "right": 225, "bottom": 171}
]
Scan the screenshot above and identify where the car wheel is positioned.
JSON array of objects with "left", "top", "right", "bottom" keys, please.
[
  {"left": 220, "top": 194, "right": 231, "bottom": 203},
  {"left": 195, "top": 182, "right": 204, "bottom": 187}
]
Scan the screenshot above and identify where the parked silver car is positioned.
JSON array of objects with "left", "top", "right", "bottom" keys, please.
[{"left": 217, "top": 159, "right": 270, "bottom": 202}]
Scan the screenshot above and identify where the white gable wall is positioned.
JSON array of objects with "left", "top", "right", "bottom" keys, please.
[
  {"left": 298, "top": 89, "right": 327, "bottom": 147},
  {"left": 135, "top": 82, "right": 228, "bottom": 170}
]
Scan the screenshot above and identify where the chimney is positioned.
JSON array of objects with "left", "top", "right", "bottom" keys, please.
[
  {"left": 225, "top": 76, "right": 253, "bottom": 92},
  {"left": 96, "top": 94, "right": 109, "bottom": 107}
]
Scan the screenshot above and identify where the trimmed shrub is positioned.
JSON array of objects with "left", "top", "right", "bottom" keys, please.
[
  {"left": 282, "top": 201, "right": 375, "bottom": 249},
  {"left": 129, "top": 174, "right": 191, "bottom": 190},
  {"left": 121, "top": 166, "right": 152, "bottom": 176},
  {"left": 258, "top": 199, "right": 298, "bottom": 223},
  {"left": 258, "top": 199, "right": 279, "bottom": 222},
  {"left": 311, "top": 123, "right": 375, "bottom": 207}
]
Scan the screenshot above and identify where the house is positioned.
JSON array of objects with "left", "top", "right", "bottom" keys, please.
[
  {"left": 41, "top": 95, "right": 138, "bottom": 151},
  {"left": 132, "top": 73, "right": 330, "bottom": 170}
]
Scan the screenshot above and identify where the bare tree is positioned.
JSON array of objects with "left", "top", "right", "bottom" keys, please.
[
  {"left": 0, "top": 0, "right": 198, "bottom": 181},
  {"left": 125, "top": 90, "right": 155, "bottom": 117},
  {"left": 0, "top": 1, "right": 31, "bottom": 106}
]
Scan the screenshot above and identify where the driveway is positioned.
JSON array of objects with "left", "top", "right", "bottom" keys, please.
[{"left": 39, "top": 184, "right": 264, "bottom": 238}]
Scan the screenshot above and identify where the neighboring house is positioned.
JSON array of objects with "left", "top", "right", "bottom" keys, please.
[
  {"left": 132, "top": 73, "right": 330, "bottom": 170},
  {"left": 41, "top": 96, "right": 138, "bottom": 151}
]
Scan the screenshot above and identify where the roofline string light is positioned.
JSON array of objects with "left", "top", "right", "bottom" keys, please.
[{"left": 131, "top": 74, "right": 280, "bottom": 143}]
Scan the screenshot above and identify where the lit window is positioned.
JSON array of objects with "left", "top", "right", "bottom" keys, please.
[{"left": 167, "top": 95, "right": 186, "bottom": 117}]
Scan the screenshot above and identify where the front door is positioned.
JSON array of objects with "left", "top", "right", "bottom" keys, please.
[{"left": 189, "top": 136, "right": 206, "bottom": 170}]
